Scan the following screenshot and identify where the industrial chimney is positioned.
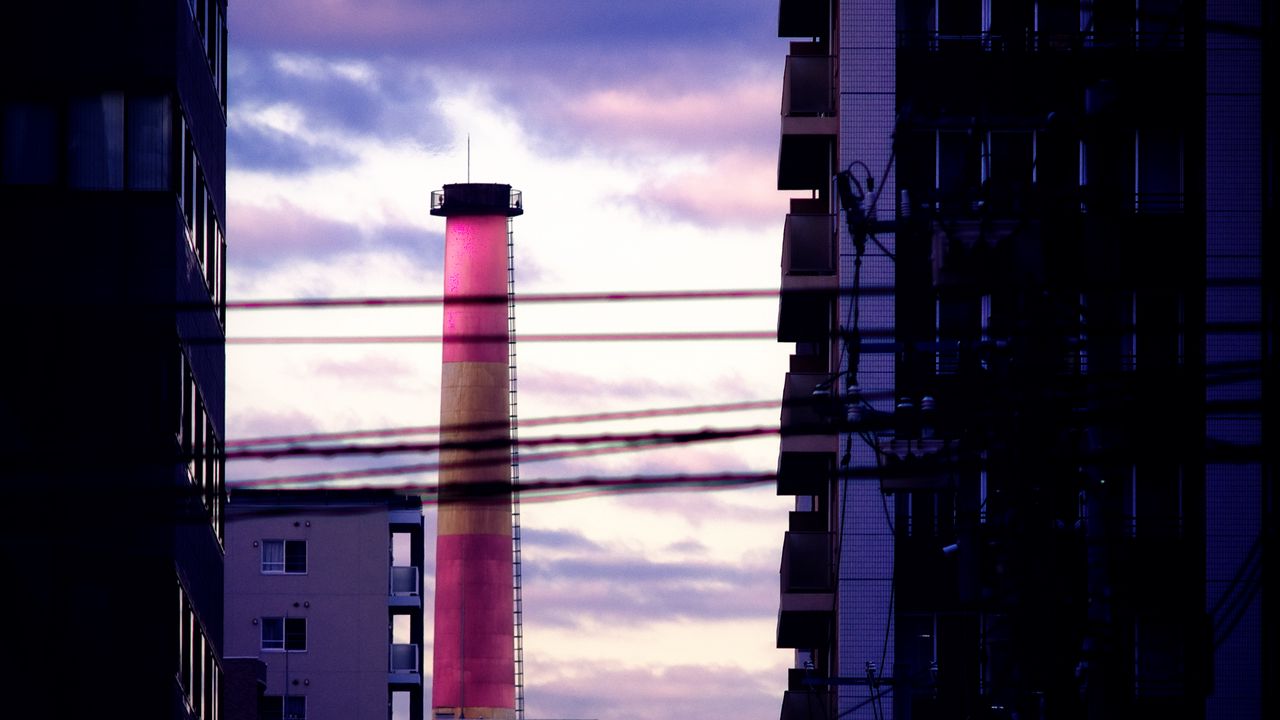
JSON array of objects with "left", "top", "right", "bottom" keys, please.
[{"left": 429, "top": 183, "right": 523, "bottom": 720}]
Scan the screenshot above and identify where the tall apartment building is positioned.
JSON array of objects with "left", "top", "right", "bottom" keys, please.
[
  {"left": 0, "top": 2, "right": 228, "bottom": 718},
  {"left": 774, "top": 1, "right": 1272, "bottom": 718},
  {"left": 225, "top": 489, "right": 427, "bottom": 720}
]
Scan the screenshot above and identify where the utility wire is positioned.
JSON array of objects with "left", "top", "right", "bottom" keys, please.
[
  {"left": 226, "top": 331, "right": 782, "bottom": 345},
  {"left": 164, "top": 274, "right": 1268, "bottom": 313},
  {"left": 228, "top": 425, "right": 780, "bottom": 461},
  {"left": 232, "top": 436, "right": 730, "bottom": 489},
  {"left": 229, "top": 398, "right": 784, "bottom": 448},
  {"left": 226, "top": 288, "right": 782, "bottom": 309},
  {"left": 236, "top": 470, "right": 779, "bottom": 504},
  {"left": 212, "top": 319, "right": 1271, "bottom": 345}
]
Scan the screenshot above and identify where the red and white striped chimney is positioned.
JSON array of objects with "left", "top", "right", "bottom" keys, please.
[{"left": 429, "top": 183, "right": 522, "bottom": 720}]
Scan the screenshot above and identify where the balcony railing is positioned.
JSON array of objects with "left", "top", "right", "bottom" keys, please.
[
  {"left": 781, "top": 531, "right": 833, "bottom": 593},
  {"left": 777, "top": 451, "right": 832, "bottom": 496},
  {"left": 897, "top": 29, "right": 1185, "bottom": 53},
  {"left": 390, "top": 643, "right": 420, "bottom": 673},
  {"left": 781, "top": 372, "right": 837, "bottom": 434},
  {"left": 429, "top": 185, "right": 523, "bottom": 216},
  {"left": 778, "top": 214, "right": 836, "bottom": 341},
  {"left": 1078, "top": 189, "right": 1185, "bottom": 215},
  {"left": 780, "top": 689, "right": 833, "bottom": 720},
  {"left": 390, "top": 566, "right": 419, "bottom": 596},
  {"left": 778, "top": 46, "right": 836, "bottom": 191},
  {"left": 1135, "top": 192, "right": 1184, "bottom": 214},
  {"left": 778, "top": 0, "right": 829, "bottom": 39},
  {"left": 782, "top": 55, "right": 835, "bottom": 117},
  {"left": 783, "top": 214, "right": 835, "bottom": 275},
  {"left": 777, "top": 528, "right": 835, "bottom": 648}
]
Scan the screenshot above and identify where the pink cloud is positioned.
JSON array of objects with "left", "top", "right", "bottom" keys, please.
[
  {"left": 520, "top": 368, "right": 696, "bottom": 402},
  {"left": 642, "top": 150, "right": 791, "bottom": 228},
  {"left": 228, "top": 407, "right": 321, "bottom": 442},
  {"left": 623, "top": 484, "right": 784, "bottom": 526},
  {"left": 526, "top": 663, "right": 782, "bottom": 720},
  {"left": 308, "top": 355, "right": 421, "bottom": 390},
  {"left": 563, "top": 82, "right": 777, "bottom": 151},
  {"left": 228, "top": 200, "right": 363, "bottom": 268}
]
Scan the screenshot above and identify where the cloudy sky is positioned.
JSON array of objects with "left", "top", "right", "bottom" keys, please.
[{"left": 224, "top": 2, "right": 797, "bottom": 718}]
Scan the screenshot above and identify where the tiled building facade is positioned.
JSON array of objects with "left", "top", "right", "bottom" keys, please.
[{"left": 774, "top": 1, "right": 1272, "bottom": 718}]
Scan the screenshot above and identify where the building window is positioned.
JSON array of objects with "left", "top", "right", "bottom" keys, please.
[
  {"left": 67, "top": 93, "right": 125, "bottom": 189},
  {"left": 2, "top": 101, "right": 58, "bottom": 185},
  {"left": 1136, "top": 127, "right": 1183, "bottom": 213},
  {"left": 179, "top": 582, "right": 192, "bottom": 685},
  {"left": 261, "top": 617, "right": 307, "bottom": 652},
  {"left": 983, "top": 131, "right": 1033, "bottom": 212},
  {"left": 261, "top": 695, "right": 306, "bottom": 720},
  {"left": 262, "top": 540, "right": 307, "bottom": 574},
  {"left": 126, "top": 95, "right": 172, "bottom": 190}
]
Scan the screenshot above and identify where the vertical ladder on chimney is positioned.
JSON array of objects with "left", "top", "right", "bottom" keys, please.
[{"left": 507, "top": 217, "right": 526, "bottom": 720}]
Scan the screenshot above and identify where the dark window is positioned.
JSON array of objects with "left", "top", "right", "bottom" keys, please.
[
  {"left": 989, "top": 0, "right": 1034, "bottom": 44},
  {"left": 937, "top": 131, "right": 976, "bottom": 208},
  {"left": 1084, "top": 132, "right": 1135, "bottom": 211},
  {"left": 67, "top": 93, "right": 124, "bottom": 189},
  {"left": 261, "top": 695, "right": 306, "bottom": 720},
  {"left": 179, "top": 587, "right": 192, "bottom": 684},
  {"left": 2, "top": 102, "right": 58, "bottom": 184},
  {"left": 937, "top": 0, "right": 981, "bottom": 46},
  {"left": 195, "top": 173, "right": 206, "bottom": 263},
  {"left": 1137, "top": 128, "right": 1183, "bottom": 213},
  {"left": 126, "top": 96, "right": 171, "bottom": 190},
  {"left": 262, "top": 540, "right": 307, "bottom": 574},
  {"left": 261, "top": 617, "right": 307, "bottom": 651},
  {"left": 986, "top": 131, "right": 1033, "bottom": 212}
]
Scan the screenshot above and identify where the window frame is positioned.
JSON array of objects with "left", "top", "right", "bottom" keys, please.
[
  {"left": 261, "top": 694, "right": 306, "bottom": 720},
  {"left": 260, "top": 616, "right": 307, "bottom": 652},
  {"left": 261, "top": 539, "right": 308, "bottom": 575}
]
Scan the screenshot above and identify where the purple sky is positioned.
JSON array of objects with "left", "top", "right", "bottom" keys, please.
[{"left": 225, "top": 3, "right": 795, "bottom": 719}]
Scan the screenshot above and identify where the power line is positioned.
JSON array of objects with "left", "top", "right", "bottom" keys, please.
[
  {"left": 230, "top": 437, "right": 757, "bottom": 489},
  {"left": 227, "top": 425, "right": 780, "bottom": 461},
  {"left": 226, "top": 288, "right": 782, "bottom": 309},
  {"left": 210, "top": 320, "right": 1272, "bottom": 345},
  {"left": 228, "top": 470, "right": 780, "bottom": 505},
  {"left": 226, "top": 331, "right": 782, "bottom": 345},
  {"left": 229, "top": 398, "right": 783, "bottom": 448},
  {"left": 226, "top": 435, "right": 1270, "bottom": 491},
  {"left": 216, "top": 277, "right": 1261, "bottom": 312}
]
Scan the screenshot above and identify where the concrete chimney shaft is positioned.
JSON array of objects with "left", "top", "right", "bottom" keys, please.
[{"left": 429, "top": 183, "right": 522, "bottom": 720}]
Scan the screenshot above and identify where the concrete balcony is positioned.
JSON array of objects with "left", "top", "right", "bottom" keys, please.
[
  {"left": 780, "top": 689, "right": 833, "bottom": 720},
  {"left": 777, "top": 450, "right": 832, "bottom": 496},
  {"left": 781, "top": 372, "right": 837, "bottom": 432},
  {"left": 782, "top": 531, "right": 833, "bottom": 592},
  {"left": 778, "top": 0, "right": 829, "bottom": 39},
  {"left": 778, "top": 213, "right": 836, "bottom": 341},
  {"left": 783, "top": 52, "right": 835, "bottom": 117},
  {"left": 778, "top": 371, "right": 839, "bottom": 474},
  {"left": 788, "top": 511, "right": 826, "bottom": 532},
  {"left": 777, "top": 530, "right": 834, "bottom": 648},
  {"left": 389, "top": 643, "right": 421, "bottom": 685},
  {"left": 388, "top": 509, "right": 422, "bottom": 528},
  {"left": 778, "top": 46, "right": 836, "bottom": 190},
  {"left": 389, "top": 566, "right": 422, "bottom": 608}
]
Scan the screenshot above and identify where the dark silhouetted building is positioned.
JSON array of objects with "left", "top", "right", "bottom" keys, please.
[
  {"left": 1, "top": 2, "right": 228, "bottom": 718},
  {"left": 774, "top": 1, "right": 1272, "bottom": 719},
  {"left": 224, "top": 489, "right": 427, "bottom": 720}
]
